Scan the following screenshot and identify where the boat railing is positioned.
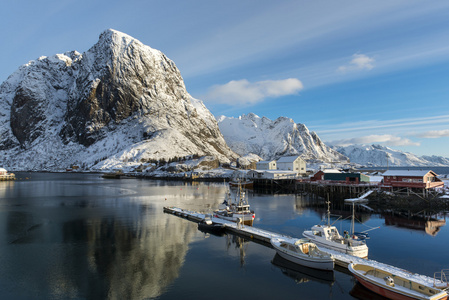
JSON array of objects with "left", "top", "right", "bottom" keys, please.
[{"left": 433, "top": 269, "right": 449, "bottom": 289}]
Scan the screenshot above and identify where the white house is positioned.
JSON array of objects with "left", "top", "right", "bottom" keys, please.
[
  {"left": 256, "top": 160, "right": 277, "bottom": 170},
  {"left": 262, "top": 170, "right": 300, "bottom": 179},
  {"left": 247, "top": 169, "right": 300, "bottom": 179},
  {"left": 0, "top": 167, "right": 15, "bottom": 180},
  {"left": 276, "top": 156, "right": 306, "bottom": 174}
]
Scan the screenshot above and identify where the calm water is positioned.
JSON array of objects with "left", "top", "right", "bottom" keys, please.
[{"left": 0, "top": 173, "right": 448, "bottom": 299}]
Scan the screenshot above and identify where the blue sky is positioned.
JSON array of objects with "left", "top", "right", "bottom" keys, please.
[{"left": 1, "top": 0, "right": 449, "bottom": 157}]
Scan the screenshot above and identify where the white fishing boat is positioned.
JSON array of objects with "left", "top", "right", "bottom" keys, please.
[
  {"left": 270, "top": 237, "right": 334, "bottom": 271},
  {"left": 302, "top": 200, "right": 369, "bottom": 258},
  {"left": 349, "top": 263, "right": 448, "bottom": 300},
  {"left": 214, "top": 184, "right": 255, "bottom": 226}
]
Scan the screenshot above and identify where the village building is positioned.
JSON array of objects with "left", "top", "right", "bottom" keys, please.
[
  {"left": 0, "top": 167, "right": 15, "bottom": 181},
  {"left": 247, "top": 169, "right": 301, "bottom": 180},
  {"left": 381, "top": 170, "right": 444, "bottom": 191},
  {"left": 256, "top": 160, "right": 277, "bottom": 170},
  {"left": 311, "top": 169, "right": 341, "bottom": 181},
  {"left": 324, "top": 172, "right": 370, "bottom": 184},
  {"left": 276, "top": 156, "right": 306, "bottom": 175},
  {"left": 311, "top": 169, "right": 370, "bottom": 183}
]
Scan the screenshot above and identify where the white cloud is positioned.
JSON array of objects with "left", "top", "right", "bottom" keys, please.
[
  {"left": 328, "top": 134, "right": 420, "bottom": 147},
  {"left": 415, "top": 129, "right": 449, "bottom": 138},
  {"left": 204, "top": 78, "right": 303, "bottom": 105},
  {"left": 337, "top": 54, "right": 375, "bottom": 73},
  {"left": 316, "top": 115, "right": 449, "bottom": 136}
]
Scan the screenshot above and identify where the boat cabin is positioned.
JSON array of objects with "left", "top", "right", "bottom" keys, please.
[
  {"left": 234, "top": 204, "right": 251, "bottom": 212},
  {"left": 311, "top": 225, "right": 342, "bottom": 240}
]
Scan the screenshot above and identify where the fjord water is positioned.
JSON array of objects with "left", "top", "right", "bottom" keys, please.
[{"left": 0, "top": 173, "right": 447, "bottom": 299}]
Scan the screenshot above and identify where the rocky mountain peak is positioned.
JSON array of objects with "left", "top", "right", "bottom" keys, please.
[
  {"left": 0, "top": 29, "right": 237, "bottom": 170},
  {"left": 217, "top": 114, "right": 348, "bottom": 163}
]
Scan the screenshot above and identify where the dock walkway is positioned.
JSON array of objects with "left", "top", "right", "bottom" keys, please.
[{"left": 163, "top": 206, "right": 443, "bottom": 288}]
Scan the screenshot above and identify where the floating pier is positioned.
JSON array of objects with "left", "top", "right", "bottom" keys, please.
[{"left": 163, "top": 206, "right": 445, "bottom": 288}]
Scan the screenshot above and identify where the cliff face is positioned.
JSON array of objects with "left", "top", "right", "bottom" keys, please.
[
  {"left": 60, "top": 30, "right": 191, "bottom": 147},
  {"left": 0, "top": 29, "right": 237, "bottom": 170}
]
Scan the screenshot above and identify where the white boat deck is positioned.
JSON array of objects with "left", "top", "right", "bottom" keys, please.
[{"left": 163, "top": 206, "right": 444, "bottom": 288}]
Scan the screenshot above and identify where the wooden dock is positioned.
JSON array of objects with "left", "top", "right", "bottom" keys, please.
[{"left": 163, "top": 206, "right": 443, "bottom": 288}]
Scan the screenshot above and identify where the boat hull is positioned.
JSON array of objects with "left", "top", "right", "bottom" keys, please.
[
  {"left": 349, "top": 264, "right": 448, "bottom": 300},
  {"left": 355, "top": 274, "right": 420, "bottom": 300},
  {"left": 303, "top": 231, "right": 368, "bottom": 258},
  {"left": 214, "top": 212, "right": 254, "bottom": 226},
  {"left": 271, "top": 239, "right": 334, "bottom": 271},
  {"left": 274, "top": 249, "right": 334, "bottom": 271}
]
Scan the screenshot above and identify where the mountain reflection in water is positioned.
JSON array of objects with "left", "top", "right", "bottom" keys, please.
[
  {"left": 0, "top": 173, "right": 225, "bottom": 299},
  {"left": 1, "top": 173, "right": 448, "bottom": 299}
]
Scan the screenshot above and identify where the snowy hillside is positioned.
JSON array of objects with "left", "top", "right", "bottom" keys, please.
[
  {"left": 333, "top": 144, "right": 449, "bottom": 167},
  {"left": 0, "top": 29, "right": 237, "bottom": 171},
  {"left": 217, "top": 113, "right": 348, "bottom": 163}
]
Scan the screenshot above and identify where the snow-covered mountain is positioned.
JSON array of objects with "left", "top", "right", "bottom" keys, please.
[
  {"left": 0, "top": 29, "right": 237, "bottom": 171},
  {"left": 217, "top": 113, "right": 348, "bottom": 163},
  {"left": 333, "top": 144, "right": 449, "bottom": 167}
]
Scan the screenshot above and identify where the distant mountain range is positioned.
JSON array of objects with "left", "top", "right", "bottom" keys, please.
[
  {"left": 0, "top": 29, "right": 447, "bottom": 171},
  {"left": 332, "top": 144, "right": 449, "bottom": 167}
]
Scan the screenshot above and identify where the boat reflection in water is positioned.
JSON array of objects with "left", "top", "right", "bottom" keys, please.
[
  {"left": 350, "top": 281, "right": 390, "bottom": 300},
  {"left": 271, "top": 253, "right": 335, "bottom": 284}
]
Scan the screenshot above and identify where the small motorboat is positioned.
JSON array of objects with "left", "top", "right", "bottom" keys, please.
[
  {"left": 197, "top": 214, "right": 225, "bottom": 235},
  {"left": 270, "top": 237, "right": 334, "bottom": 271},
  {"left": 348, "top": 263, "right": 448, "bottom": 300}
]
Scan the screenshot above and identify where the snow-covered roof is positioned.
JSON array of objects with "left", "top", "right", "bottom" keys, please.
[
  {"left": 382, "top": 170, "right": 436, "bottom": 177},
  {"left": 321, "top": 169, "right": 341, "bottom": 173},
  {"left": 276, "top": 155, "right": 301, "bottom": 163},
  {"left": 0, "top": 168, "right": 6, "bottom": 172},
  {"left": 248, "top": 170, "right": 264, "bottom": 174},
  {"left": 264, "top": 170, "right": 299, "bottom": 174},
  {"left": 257, "top": 160, "right": 276, "bottom": 164}
]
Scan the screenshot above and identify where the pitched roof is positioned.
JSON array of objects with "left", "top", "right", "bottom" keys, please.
[
  {"left": 276, "top": 155, "right": 301, "bottom": 163},
  {"left": 382, "top": 170, "right": 436, "bottom": 177},
  {"left": 322, "top": 169, "right": 341, "bottom": 173},
  {"left": 257, "top": 160, "right": 276, "bottom": 164}
]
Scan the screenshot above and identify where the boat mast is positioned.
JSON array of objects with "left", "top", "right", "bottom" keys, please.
[
  {"left": 351, "top": 202, "right": 355, "bottom": 235},
  {"left": 326, "top": 194, "right": 331, "bottom": 227}
]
